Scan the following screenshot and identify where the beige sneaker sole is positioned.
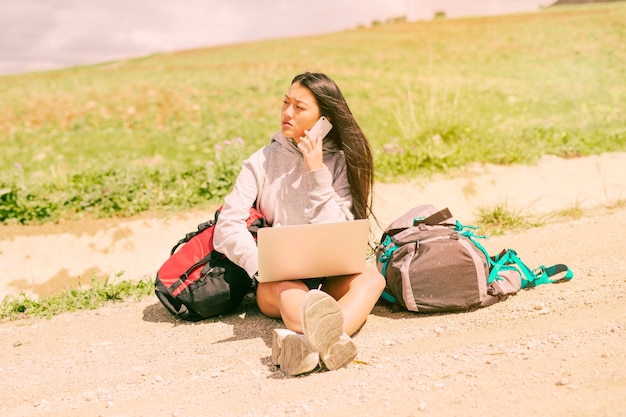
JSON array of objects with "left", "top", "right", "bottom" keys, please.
[
  {"left": 301, "top": 290, "right": 357, "bottom": 370},
  {"left": 321, "top": 334, "right": 357, "bottom": 371},
  {"left": 271, "top": 328, "right": 296, "bottom": 365},
  {"left": 271, "top": 328, "right": 319, "bottom": 376},
  {"left": 280, "top": 333, "right": 320, "bottom": 376}
]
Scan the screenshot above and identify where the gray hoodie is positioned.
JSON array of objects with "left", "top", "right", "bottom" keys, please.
[{"left": 213, "top": 131, "right": 354, "bottom": 278}]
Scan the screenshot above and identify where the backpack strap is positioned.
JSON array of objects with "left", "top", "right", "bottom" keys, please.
[
  {"left": 491, "top": 249, "right": 574, "bottom": 288},
  {"left": 170, "top": 253, "right": 214, "bottom": 297},
  {"left": 380, "top": 289, "right": 397, "bottom": 304},
  {"left": 454, "top": 220, "right": 574, "bottom": 288},
  {"left": 170, "top": 219, "right": 215, "bottom": 255},
  {"left": 378, "top": 235, "right": 398, "bottom": 278}
]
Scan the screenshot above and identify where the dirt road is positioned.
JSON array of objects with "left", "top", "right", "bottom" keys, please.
[{"left": 1, "top": 207, "right": 625, "bottom": 417}]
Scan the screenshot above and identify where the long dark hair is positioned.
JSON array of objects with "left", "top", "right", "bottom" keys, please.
[{"left": 291, "top": 72, "right": 374, "bottom": 220}]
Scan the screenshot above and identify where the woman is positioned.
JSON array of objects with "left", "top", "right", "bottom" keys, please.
[{"left": 213, "top": 72, "right": 386, "bottom": 376}]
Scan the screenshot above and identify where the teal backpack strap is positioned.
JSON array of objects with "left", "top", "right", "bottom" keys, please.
[
  {"left": 380, "top": 290, "right": 397, "bottom": 303},
  {"left": 453, "top": 221, "right": 501, "bottom": 281},
  {"left": 377, "top": 234, "right": 399, "bottom": 304},
  {"left": 454, "top": 221, "right": 574, "bottom": 288},
  {"left": 491, "top": 249, "right": 535, "bottom": 285},
  {"left": 378, "top": 235, "right": 398, "bottom": 278},
  {"left": 490, "top": 249, "right": 574, "bottom": 288},
  {"left": 524, "top": 262, "right": 574, "bottom": 288}
]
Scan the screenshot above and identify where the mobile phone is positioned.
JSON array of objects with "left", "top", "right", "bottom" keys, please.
[{"left": 307, "top": 116, "right": 333, "bottom": 141}]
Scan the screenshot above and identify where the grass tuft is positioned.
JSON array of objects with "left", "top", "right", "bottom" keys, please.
[
  {"left": 474, "top": 204, "right": 544, "bottom": 236},
  {"left": 555, "top": 203, "right": 585, "bottom": 220},
  {"left": 0, "top": 277, "right": 154, "bottom": 321}
]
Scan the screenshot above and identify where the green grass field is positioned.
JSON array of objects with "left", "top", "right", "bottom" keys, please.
[{"left": 1, "top": 3, "right": 625, "bottom": 224}]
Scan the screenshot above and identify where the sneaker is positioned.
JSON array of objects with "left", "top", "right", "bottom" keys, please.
[
  {"left": 271, "top": 328, "right": 319, "bottom": 376},
  {"left": 301, "top": 289, "right": 357, "bottom": 370},
  {"left": 271, "top": 328, "right": 294, "bottom": 365}
]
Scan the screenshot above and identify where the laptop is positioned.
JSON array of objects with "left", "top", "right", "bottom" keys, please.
[{"left": 256, "top": 219, "right": 370, "bottom": 283}]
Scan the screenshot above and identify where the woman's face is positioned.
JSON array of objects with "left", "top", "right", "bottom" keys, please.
[{"left": 281, "top": 82, "right": 321, "bottom": 143}]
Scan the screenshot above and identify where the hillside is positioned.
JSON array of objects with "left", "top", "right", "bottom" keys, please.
[{"left": 1, "top": 3, "right": 624, "bottom": 224}]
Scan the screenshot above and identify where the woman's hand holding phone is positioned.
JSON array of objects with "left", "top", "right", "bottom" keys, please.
[{"left": 299, "top": 116, "right": 333, "bottom": 172}]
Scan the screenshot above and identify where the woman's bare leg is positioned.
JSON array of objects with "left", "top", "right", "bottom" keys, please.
[
  {"left": 256, "top": 265, "right": 386, "bottom": 336},
  {"left": 323, "top": 265, "right": 386, "bottom": 336},
  {"left": 256, "top": 280, "right": 309, "bottom": 333}
]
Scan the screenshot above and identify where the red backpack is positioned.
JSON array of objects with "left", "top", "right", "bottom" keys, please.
[{"left": 154, "top": 207, "right": 266, "bottom": 321}]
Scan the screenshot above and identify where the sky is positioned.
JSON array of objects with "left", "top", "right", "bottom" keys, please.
[{"left": 0, "top": 0, "right": 552, "bottom": 76}]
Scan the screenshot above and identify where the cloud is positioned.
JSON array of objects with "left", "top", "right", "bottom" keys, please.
[
  {"left": 0, "top": 0, "right": 268, "bottom": 74},
  {"left": 0, "top": 0, "right": 406, "bottom": 74},
  {"left": 0, "top": 0, "right": 548, "bottom": 75}
]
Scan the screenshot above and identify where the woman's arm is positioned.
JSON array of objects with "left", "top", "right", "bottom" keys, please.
[{"left": 213, "top": 154, "right": 264, "bottom": 278}]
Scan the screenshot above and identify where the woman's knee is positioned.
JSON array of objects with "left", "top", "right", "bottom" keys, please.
[
  {"left": 360, "top": 265, "right": 386, "bottom": 292},
  {"left": 256, "top": 280, "right": 308, "bottom": 318},
  {"left": 256, "top": 283, "right": 280, "bottom": 318},
  {"left": 325, "top": 266, "right": 385, "bottom": 298}
]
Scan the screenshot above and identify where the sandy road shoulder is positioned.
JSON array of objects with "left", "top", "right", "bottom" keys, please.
[{"left": 0, "top": 207, "right": 625, "bottom": 417}]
